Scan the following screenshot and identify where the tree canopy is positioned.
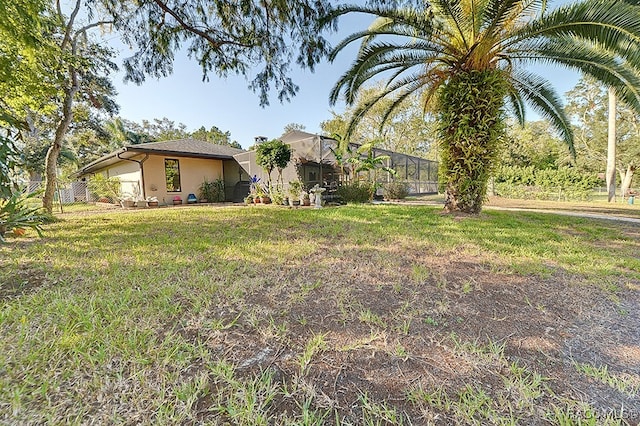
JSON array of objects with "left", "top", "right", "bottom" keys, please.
[
  {"left": 566, "top": 76, "right": 640, "bottom": 174},
  {"left": 100, "top": 0, "right": 334, "bottom": 106},
  {"left": 256, "top": 139, "right": 292, "bottom": 190},
  {"left": 326, "top": 0, "right": 640, "bottom": 213}
]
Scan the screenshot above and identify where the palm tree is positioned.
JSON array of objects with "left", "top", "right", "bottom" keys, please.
[{"left": 327, "top": 0, "right": 640, "bottom": 213}]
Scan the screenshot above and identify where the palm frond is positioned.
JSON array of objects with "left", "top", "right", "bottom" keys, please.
[
  {"left": 509, "top": 0, "right": 640, "bottom": 65},
  {"left": 331, "top": 43, "right": 448, "bottom": 105},
  {"left": 506, "top": 91, "right": 526, "bottom": 126},
  {"left": 431, "top": 0, "right": 470, "bottom": 49},
  {"left": 379, "top": 79, "right": 433, "bottom": 128},
  {"left": 509, "top": 70, "right": 575, "bottom": 156},
  {"left": 513, "top": 36, "right": 640, "bottom": 113}
]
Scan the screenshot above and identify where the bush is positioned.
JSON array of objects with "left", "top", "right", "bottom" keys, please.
[
  {"left": 0, "top": 191, "right": 46, "bottom": 242},
  {"left": 383, "top": 181, "right": 410, "bottom": 200},
  {"left": 270, "top": 190, "right": 285, "bottom": 205},
  {"left": 199, "top": 179, "right": 225, "bottom": 202},
  {"left": 87, "top": 174, "right": 121, "bottom": 202},
  {"left": 336, "top": 182, "right": 374, "bottom": 203},
  {"left": 493, "top": 165, "right": 602, "bottom": 201}
]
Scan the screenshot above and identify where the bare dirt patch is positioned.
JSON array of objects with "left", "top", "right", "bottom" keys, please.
[
  {"left": 175, "top": 248, "right": 640, "bottom": 424},
  {"left": 0, "top": 261, "right": 51, "bottom": 301}
]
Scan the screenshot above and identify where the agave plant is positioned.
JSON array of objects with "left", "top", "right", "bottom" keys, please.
[
  {"left": 0, "top": 191, "right": 46, "bottom": 242},
  {"left": 327, "top": 0, "right": 640, "bottom": 213}
]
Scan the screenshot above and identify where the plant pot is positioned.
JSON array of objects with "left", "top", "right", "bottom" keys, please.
[
  {"left": 254, "top": 197, "right": 261, "bottom": 204},
  {"left": 261, "top": 196, "right": 271, "bottom": 204},
  {"left": 122, "top": 200, "right": 135, "bottom": 208},
  {"left": 302, "top": 198, "right": 311, "bottom": 206},
  {"left": 173, "top": 200, "right": 182, "bottom": 205},
  {"left": 148, "top": 201, "right": 159, "bottom": 208}
]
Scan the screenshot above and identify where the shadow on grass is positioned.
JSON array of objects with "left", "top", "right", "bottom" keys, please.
[{"left": 1, "top": 205, "right": 639, "bottom": 424}]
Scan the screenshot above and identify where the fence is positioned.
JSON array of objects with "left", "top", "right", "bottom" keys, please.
[
  {"left": 25, "top": 181, "right": 92, "bottom": 203},
  {"left": 23, "top": 180, "right": 143, "bottom": 213}
]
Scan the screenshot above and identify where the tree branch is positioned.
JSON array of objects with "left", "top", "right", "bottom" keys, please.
[
  {"left": 150, "top": 0, "right": 252, "bottom": 49},
  {"left": 61, "top": 0, "right": 82, "bottom": 50},
  {"left": 74, "top": 20, "right": 114, "bottom": 39}
]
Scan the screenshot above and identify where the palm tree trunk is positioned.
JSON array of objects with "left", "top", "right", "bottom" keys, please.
[
  {"left": 606, "top": 87, "right": 616, "bottom": 202},
  {"left": 439, "top": 70, "right": 507, "bottom": 213}
]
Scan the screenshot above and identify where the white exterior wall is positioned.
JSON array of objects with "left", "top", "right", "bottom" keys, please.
[{"left": 104, "top": 158, "right": 143, "bottom": 199}]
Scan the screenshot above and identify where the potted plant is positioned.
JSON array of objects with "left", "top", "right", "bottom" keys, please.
[
  {"left": 147, "top": 197, "right": 159, "bottom": 207},
  {"left": 172, "top": 195, "right": 182, "bottom": 205},
  {"left": 270, "top": 190, "right": 284, "bottom": 205},
  {"left": 254, "top": 186, "right": 264, "bottom": 203},
  {"left": 244, "top": 194, "right": 254, "bottom": 205},
  {"left": 88, "top": 175, "right": 121, "bottom": 205},
  {"left": 302, "top": 192, "right": 311, "bottom": 206},
  {"left": 121, "top": 197, "right": 135, "bottom": 208},
  {"left": 288, "top": 180, "right": 303, "bottom": 206}
]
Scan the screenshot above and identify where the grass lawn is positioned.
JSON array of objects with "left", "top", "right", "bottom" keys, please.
[{"left": 1, "top": 204, "right": 639, "bottom": 424}]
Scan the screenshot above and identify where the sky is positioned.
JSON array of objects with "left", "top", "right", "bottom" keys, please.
[{"left": 105, "top": 6, "right": 582, "bottom": 150}]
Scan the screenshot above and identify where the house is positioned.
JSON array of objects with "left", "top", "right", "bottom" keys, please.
[
  {"left": 233, "top": 130, "right": 439, "bottom": 195},
  {"left": 74, "top": 139, "right": 249, "bottom": 203},
  {"left": 75, "top": 132, "right": 438, "bottom": 205}
]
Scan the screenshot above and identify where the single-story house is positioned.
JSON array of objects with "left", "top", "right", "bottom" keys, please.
[
  {"left": 233, "top": 130, "right": 439, "bottom": 195},
  {"left": 75, "top": 132, "right": 438, "bottom": 204},
  {"left": 74, "top": 139, "right": 249, "bottom": 203}
]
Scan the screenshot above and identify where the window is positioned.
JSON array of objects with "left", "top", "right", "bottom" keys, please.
[{"left": 165, "top": 159, "right": 181, "bottom": 192}]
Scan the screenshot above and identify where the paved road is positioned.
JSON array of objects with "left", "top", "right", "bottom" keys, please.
[
  {"left": 386, "top": 200, "right": 640, "bottom": 225},
  {"left": 483, "top": 206, "right": 640, "bottom": 225}
]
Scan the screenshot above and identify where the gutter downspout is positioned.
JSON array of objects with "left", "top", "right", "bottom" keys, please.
[{"left": 117, "top": 152, "right": 150, "bottom": 199}]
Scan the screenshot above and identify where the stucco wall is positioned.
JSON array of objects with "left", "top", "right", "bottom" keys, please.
[
  {"left": 143, "top": 155, "right": 223, "bottom": 204},
  {"left": 104, "top": 159, "right": 143, "bottom": 199}
]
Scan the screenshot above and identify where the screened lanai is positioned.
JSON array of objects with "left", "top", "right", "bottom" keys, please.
[{"left": 233, "top": 130, "right": 438, "bottom": 197}]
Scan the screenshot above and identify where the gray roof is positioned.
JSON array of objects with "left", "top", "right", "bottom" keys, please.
[
  {"left": 126, "top": 139, "right": 244, "bottom": 157},
  {"left": 75, "top": 139, "right": 245, "bottom": 177},
  {"left": 279, "top": 130, "right": 338, "bottom": 144}
]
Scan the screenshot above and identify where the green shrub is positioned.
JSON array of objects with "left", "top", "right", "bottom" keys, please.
[
  {"left": 336, "top": 182, "right": 374, "bottom": 203},
  {"left": 87, "top": 174, "right": 121, "bottom": 202},
  {"left": 383, "top": 181, "right": 410, "bottom": 200},
  {"left": 493, "top": 165, "right": 602, "bottom": 201},
  {"left": 199, "top": 179, "right": 225, "bottom": 202},
  {"left": 0, "top": 191, "right": 46, "bottom": 242},
  {"left": 270, "top": 190, "right": 285, "bottom": 205}
]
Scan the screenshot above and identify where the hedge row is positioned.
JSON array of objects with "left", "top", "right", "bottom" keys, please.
[{"left": 493, "top": 165, "right": 602, "bottom": 201}]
